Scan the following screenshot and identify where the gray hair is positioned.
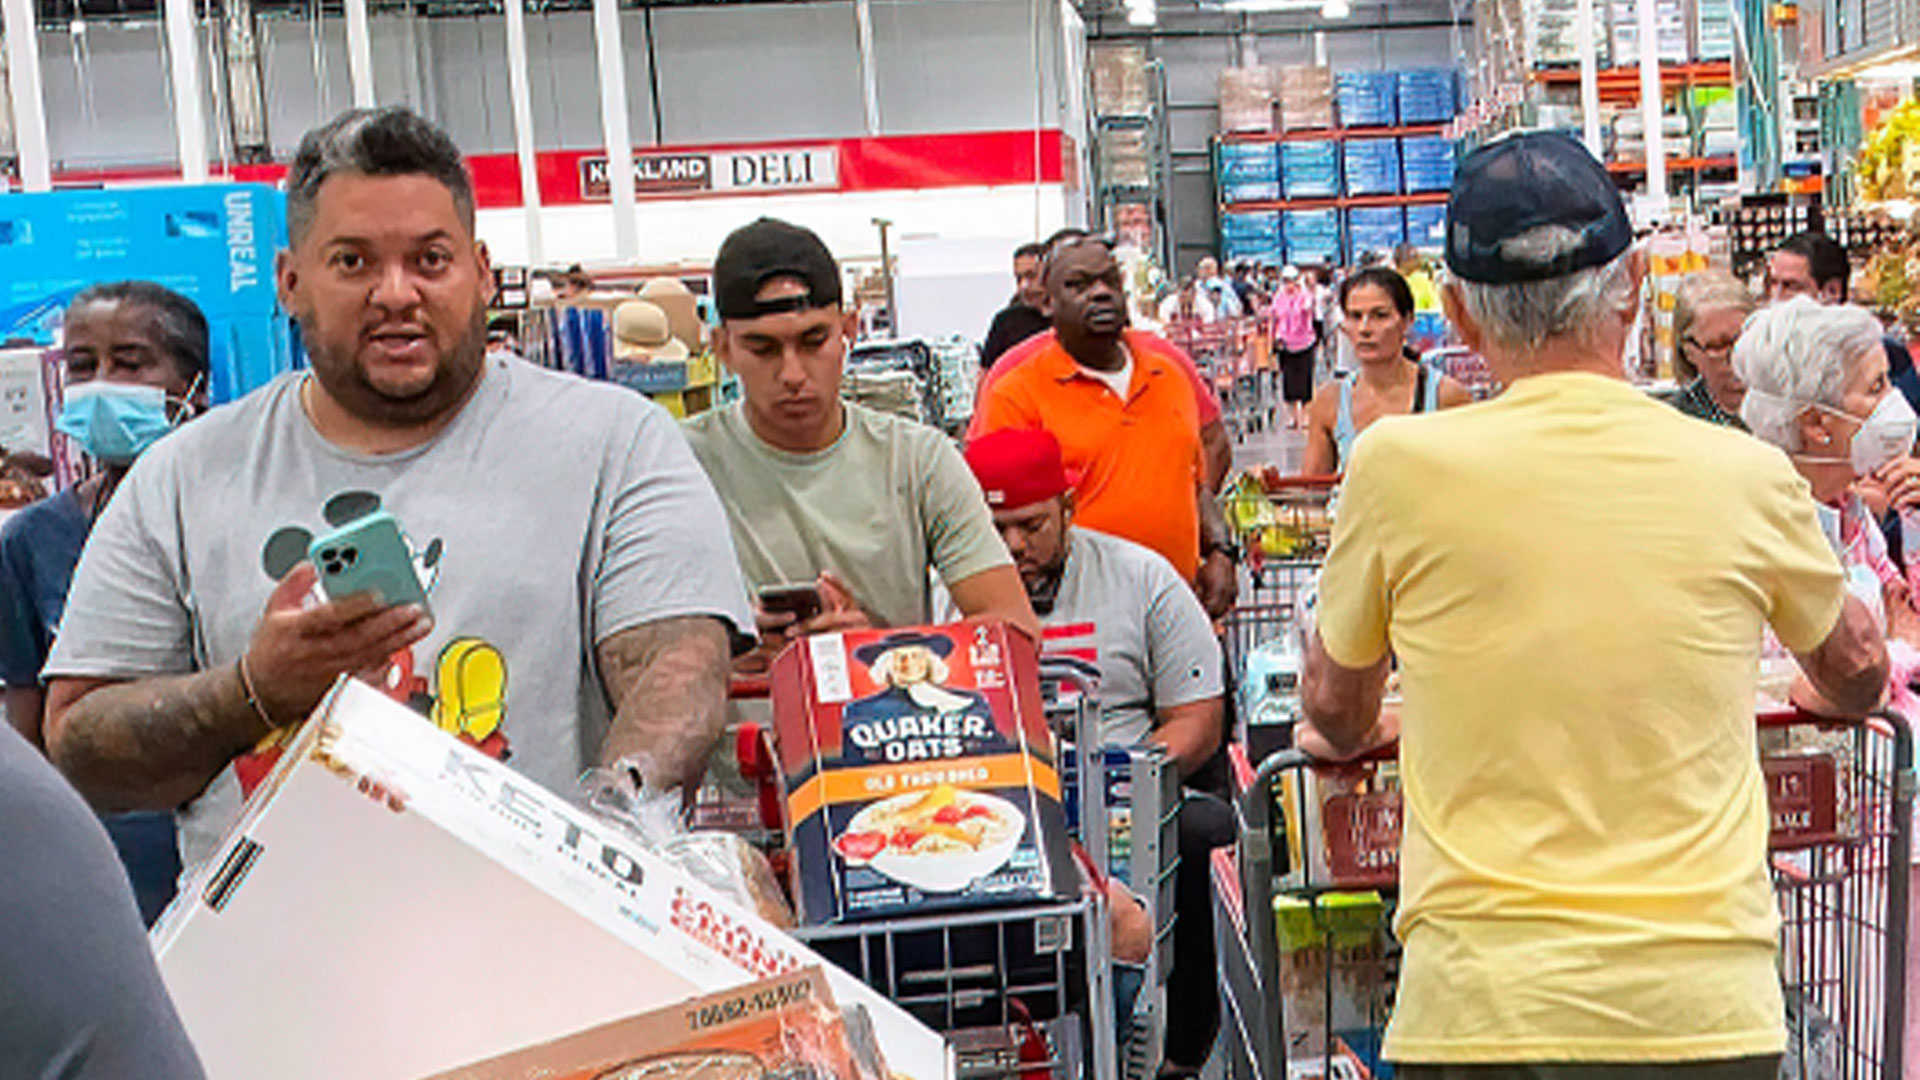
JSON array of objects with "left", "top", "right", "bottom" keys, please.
[
  {"left": 1670, "top": 270, "right": 1755, "bottom": 381},
  {"left": 1734, "top": 296, "right": 1886, "bottom": 452},
  {"left": 1451, "top": 229, "right": 1638, "bottom": 355},
  {"left": 287, "top": 107, "right": 474, "bottom": 245}
]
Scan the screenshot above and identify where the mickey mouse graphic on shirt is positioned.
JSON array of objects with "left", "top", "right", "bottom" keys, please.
[{"left": 233, "top": 490, "right": 510, "bottom": 797}]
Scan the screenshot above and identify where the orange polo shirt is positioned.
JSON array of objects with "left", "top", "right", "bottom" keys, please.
[{"left": 972, "top": 330, "right": 1204, "bottom": 580}]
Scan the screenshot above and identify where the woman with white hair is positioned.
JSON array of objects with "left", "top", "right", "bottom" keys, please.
[{"left": 1737, "top": 297, "right": 1920, "bottom": 696}]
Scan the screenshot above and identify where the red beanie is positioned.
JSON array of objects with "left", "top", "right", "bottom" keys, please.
[{"left": 965, "top": 428, "right": 1072, "bottom": 511}]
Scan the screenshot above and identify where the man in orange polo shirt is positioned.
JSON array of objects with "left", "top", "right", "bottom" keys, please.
[
  {"left": 973, "top": 237, "right": 1236, "bottom": 616},
  {"left": 976, "top": 229, "right": 1232, "bottom": 494}
]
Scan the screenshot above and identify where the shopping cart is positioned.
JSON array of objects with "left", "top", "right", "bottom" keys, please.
[
  {"left": 1217, "top": 739, "right": 1400, "bottom": 1080},
  {"left": 1422, "top": 345, "right": 1497, "bottom": 401},
  {"left": 737, "top": 663, "right": 1162, "bottom": 1080},
  {"left": 1168, "top": 317, "right": 1269, "bottom": 440},
  {"left": 1763, "top": 707, "right": 1914, "bottom": 1079},
  {"left": 1216, "top": 707, "right": 1915, "bottom": 1080}
]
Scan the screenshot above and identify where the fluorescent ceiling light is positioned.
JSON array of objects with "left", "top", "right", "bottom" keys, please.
[
  {"left": 1126, "top": 0, "right": 1156, "bottom": 24},
  {"left": 1321, "top": 0, "right": 1352, "bottom": 16},
  {"left": 1221, "top": 0, "right": 1323, "bottom": 10}
]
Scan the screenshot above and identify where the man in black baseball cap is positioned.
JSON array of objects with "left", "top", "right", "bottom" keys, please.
[
  {"left": 1299, "top": 129, "right": 1883, "bottom": 1077},
  {"left": 684, "top": 218, "right": 1037, "bottom": 671}
]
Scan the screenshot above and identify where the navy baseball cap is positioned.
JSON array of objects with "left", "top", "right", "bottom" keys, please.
[
  {"left": 1445, "top": 130, "right": 1633, "bottom": 285},
  {"left": 713, "top": 217, "right": 843, "bottom": 321}
]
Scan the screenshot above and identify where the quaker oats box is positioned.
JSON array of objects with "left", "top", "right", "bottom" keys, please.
[{"left": 769, "top": 621, "right": 1076, "bottom": 925}]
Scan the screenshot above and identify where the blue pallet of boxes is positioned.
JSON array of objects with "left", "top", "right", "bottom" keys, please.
[
  {"left": 1342, "top": 138, "right": 1401, "bottom": 196},
  {"left": 1400, "top": 136, "right": 1457, "bottom": 193},
  {"left": 1404, "top": 203, "right": 1448, "bottom": 248},
  {"left": 1335, "top": 71, "right": 1398, "bottom": 127},
  {"left": 1395, "top": 69, "right": 1460, "bottom": 125},
  {"left": 1220, "top": 211, "right": 1281, "bottom": 264},
  {"left": 1217, "top": 142, "right": 1281, "bottom": 204},
  {"left": 1345, "top": 206, "right": 1407, "bottom": 265},
  {"left": 1283, "top": 209, "right": 1342, "bottom": 266},
  {"left": 1280, "top": 140, "right": 1341, "bottom": 199}
]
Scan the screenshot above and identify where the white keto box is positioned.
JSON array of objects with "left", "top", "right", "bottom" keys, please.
[{"left": 153, "top": 678, "right": 952, "bottom": 1080}]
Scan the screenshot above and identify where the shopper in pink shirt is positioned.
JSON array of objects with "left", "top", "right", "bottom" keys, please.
[{"left": 1267, "top": 265, "right": 1319, "bottom": 429}]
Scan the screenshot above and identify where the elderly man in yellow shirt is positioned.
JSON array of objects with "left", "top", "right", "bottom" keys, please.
[{"left": 1300, "top": 131, "right": 1888, "bottom": 1078}]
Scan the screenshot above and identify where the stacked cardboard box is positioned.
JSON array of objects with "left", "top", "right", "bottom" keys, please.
[
  {"left": 1092, "top": 44, "right": 1151, "bottom": 117},
  {"left": 1099, "top": 127, "right": 1154, "bottom": 188},
  {"left": 1277, "top": 65, "right": 1337, "bottom": 131},
  {"left": 1609, "top": 0, "right": 1688, "bottom": 66},
  {"left": 1220, "top": 67, "right": 1278, "bottom": 133}
]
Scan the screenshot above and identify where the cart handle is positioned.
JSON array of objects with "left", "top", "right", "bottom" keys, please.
[{"left": 728, "top": 675, "right": 771, "bottom": 700}]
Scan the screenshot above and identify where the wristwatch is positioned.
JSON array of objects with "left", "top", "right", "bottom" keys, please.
[{"left": 1202, "top": 538, "right": 1242, "bottom": 565}]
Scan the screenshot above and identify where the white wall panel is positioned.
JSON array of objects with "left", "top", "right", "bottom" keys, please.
[
  {"left": 41, "top": 22, "right": 176, "bottom": 168},
  {"left": 650, "top": 3, "right": 865, "bottom": 143},
  {"left": 870, "top": 0, "right": 1056, "bottom": 133},
  {"left": 260, "top": 15, "right": 353, "bottom": 157}
]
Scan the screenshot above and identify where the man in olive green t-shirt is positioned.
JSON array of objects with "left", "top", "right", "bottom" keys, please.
[{"left": 683, "top": 218, "right": 1038, "bottom": 663}]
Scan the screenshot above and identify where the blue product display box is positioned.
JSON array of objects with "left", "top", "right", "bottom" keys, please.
[
  {"left": 1346, "top": 207, "right": 1407, "bottom": 264},
  {"left": 1400, "top": 136, "right": 1458, "bottom": 193},
  {"left": 1220, "top": 211, "right": 1282, "bottom": 265},
  {"left": 0, "top": 184, "right": 292, "bottom": 404},
  {"left": 1218, "top": 142, "right": 1281, "bottom": 204},
  {"left": 1335, "top": 71, "right": 1398, "bottom": 127},
  {"left": 1396, "top": 69, "right": 1460, "bottom": 125},
  {"left": 1404, "top": 203, "right": 1448, "bottom": 248},
  {"left": 1342, "top": 138, "right": 1401, "bottom": 196},
  {"left": 1283, "top": 209, "right": 1342, "bottom": 266},
  {"left": 1281, "top": 141, "right": 1341, "bottom": 199}
]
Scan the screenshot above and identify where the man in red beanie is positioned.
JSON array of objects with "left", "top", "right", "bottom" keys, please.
[{"left": 962, "top": 427, "right": 1226, "bottom": 1077}]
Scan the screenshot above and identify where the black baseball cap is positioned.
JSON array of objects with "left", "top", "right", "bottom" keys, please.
[
  {"left": 712, "top": 217, "right": 843, "bottom": 321},
  {"left": 1444, "top": 130, "right": 1632, "bottom": 285}
]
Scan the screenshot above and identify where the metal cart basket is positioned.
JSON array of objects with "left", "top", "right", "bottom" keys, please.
[{"left": 1217, "top": 708, "right": 1914, "bottom": 1080}]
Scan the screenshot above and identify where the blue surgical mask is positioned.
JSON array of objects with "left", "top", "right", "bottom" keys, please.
[{"left": 54, "top": 382, "right": 177, "bottom": 465}]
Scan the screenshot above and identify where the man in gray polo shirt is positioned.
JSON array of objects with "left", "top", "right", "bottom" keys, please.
[{"left": 962, "top": 426, "right": 1225, "bottom": 1077}]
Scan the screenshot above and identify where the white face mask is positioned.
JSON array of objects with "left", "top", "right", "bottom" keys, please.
[{"left": 1815, "top": 392, "right": 1919, "bottom": 476}]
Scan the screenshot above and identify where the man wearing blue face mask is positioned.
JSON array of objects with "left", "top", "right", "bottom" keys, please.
[{"left": 0, "top": 280, "right": 207, "bottom": 925}]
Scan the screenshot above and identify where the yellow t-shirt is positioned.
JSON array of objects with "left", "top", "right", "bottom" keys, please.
[
  {"left": 1317, "top": 372, "right": 1846, "bottom": 1064},
  {"left": 1406, "top": 270, "right": 1442, "bottom": 314}
]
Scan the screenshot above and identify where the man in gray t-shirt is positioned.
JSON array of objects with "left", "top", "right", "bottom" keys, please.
[
  {"left": 963, "top": 426, "right": 1227, "bottom": 1076},
  {"left": 43, "top": 107, "right": 753, "bottom": 870},
  {"left": 685, "top": 218, "right": 1036, "bottom": 663},
  {"left": 960, "top": 428, "right": 1222, "bottom": 769}
]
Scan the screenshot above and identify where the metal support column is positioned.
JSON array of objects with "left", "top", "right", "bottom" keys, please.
[
  {"left": 1575, "top": 0, "right": 1603, "bottom": 156},
  {"left": 344, "top": 0, "right": 375, "bottom": 107},
  {"left": 163, "top": 0, "right": 210, "bottom": 182},
  {"left": 853, "top": 0, "right": 880, "bottom": 136},
  {"left": 502, "top": 0, "right": 545, "bottom": 264},
  {"left": 0, "top": 0, "right": 45, "bottom": 190},
  {"left": 590, "top": 0, "right": 639, "bottom": 260},
  {"left": 1635, "top": 0, "right": 1670, "bottom": 219},
  {"left": 220, "top": 0, "right": 271, "bottom": 162}
]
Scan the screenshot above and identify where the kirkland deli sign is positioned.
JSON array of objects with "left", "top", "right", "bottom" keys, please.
[{"left": 580, "top": 146, "right": 840, "bottom": 200}]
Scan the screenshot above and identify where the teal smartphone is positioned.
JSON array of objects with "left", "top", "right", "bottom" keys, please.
[{"left": 307, "top": 511, "right": 430, "bottom": 615}]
